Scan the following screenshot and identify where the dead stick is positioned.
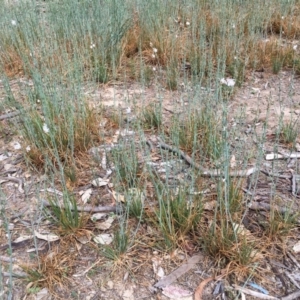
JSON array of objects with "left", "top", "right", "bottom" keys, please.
[
  {"left": 0, "top": 110, "right": 21, "bottom": 120},
  {"left": 232, "top": 284, "right": 278, "bottom": 299},
  {"left": 249, "top": 202, "right": 294, "bottom": 214},
  {"left": 157, "top": 140, "right": 257, "bottom": 177},
  {"left": 281, "top": 290, "right": 300, "bottom": 300},
  {"left": 41, "top": 200, "right": 117, "bottom": 213}
]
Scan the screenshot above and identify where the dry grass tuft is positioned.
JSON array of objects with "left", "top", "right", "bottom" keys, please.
[
  {"left": 22, "top": 245, "right": 76, "bottom": 295},
  {"left": 0, "top": 47, "right": 25, "bottom": 77}
]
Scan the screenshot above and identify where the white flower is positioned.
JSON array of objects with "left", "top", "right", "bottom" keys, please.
[
  {"left": 43, "top": 123, "right": 50, "bottom": 134},
  {"left": 293, "top": 45, "right": 298, "bottom": 50},
  {"left": 220, "top": 78, "right": 235, "bottom": 87},
  {"left": 90, "top": 43, "right": 96, "bottom": 49},
  {"left": 152, "top": 67, "right": 156, "bottom": 71},
  {"left": 11, "top": 20, "right": 17, "bottom": 26},
  {"left": 125, "top": 107, "right": 131, "bottom": 114},
  {"left": 26, "top": 146, "right": 31, "bottom": 152},
  {"left": 149, "top": 42, "right": 153, "bottom": 47},
  {"left": 153, "top": 48, "right": 158, "bottom": 53},
  {"left": 281, "top": 16, "right": 285, "bottom": 19},
  {"left": 186, "top": 21, "right": 190, "bottom": 26},
  {"left": 232, "top": 24, "right": 236, "bottom": 29},
  {"left": 151, "top": 54, "right": 156, "bottom": 58}
]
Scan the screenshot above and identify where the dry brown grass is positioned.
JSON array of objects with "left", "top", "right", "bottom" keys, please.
[{"left": 22, "top": 245, "right": 77, "bottom": 295}]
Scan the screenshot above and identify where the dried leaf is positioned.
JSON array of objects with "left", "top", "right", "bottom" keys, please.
[
  {"left": 35, "top": 287, "right": 50, "bottom": 300},
  {"left": 4, "top": 164, "right": 14, "bottom": 171},
  {"left": 34, "top": 230, "right": 60, "bottom": 242},
  {"left": 293, "top": 241, "right": 300, "bottom": 253},
  {"left": 162, "top": 285, "right": 193, "bottom": 299},
  {"left": 112, "top": 191, "right": 125, "bottom": 203},
  {"left": 80, "top": 188, "right": 93, "bottom": 204},
  {"left": 0, "top": 154, "right": 9, "bottom": 161},
  {"left": 13, "top": 235, "right": 33, "bottom": 243},
  {"left": 91, "top": 213, "right": 107, "bottom": 221},
  {"left": 96, "top": 216, "right": 115, "bottom": 230},
  {"left": 203, "top": 201, "right": 216, "bottom": 211},
  {"left": 93, "top": 233, "right": 114, "bottom": 245},
  {"left": 76, "top": 234, "right": 91, "bottom": 245},
  {"left": 92, "top": 177, "right": 109, "bottom": 187},
  {"left": 230, "top": 155, "right": 236, "bottom": 169}
]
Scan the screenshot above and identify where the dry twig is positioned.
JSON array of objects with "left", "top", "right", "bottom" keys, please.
[{"left": 157, "top": 140, "right": 256, "bottom": 177}]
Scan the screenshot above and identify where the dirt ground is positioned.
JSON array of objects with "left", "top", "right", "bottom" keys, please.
[{"left": 1, "top": 68, "right": 300, "bottom": 300}]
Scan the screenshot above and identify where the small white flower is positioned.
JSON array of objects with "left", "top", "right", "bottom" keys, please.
[
  {"left": 11, "top": 20, "right": 17, "bottom": 26},
  {"left": 186, "top": 21, "right": 190, "bottom": 26},
  {"left": 232, "top": 24, "right": 236, "bottom": 29},
  {"left": 152, "top": 67, "right": 156, "bottom": 71},
  {"left": 151, "top": 54, "right": 156, "bottom": 59},
  {"left": 43, "top": 123, "right": 50, "bottom": 134},
  {"left": 220, "top": 78, "right": 235, "bottom": 87},
  {"left": 293, "top": 45, "right": 298, "bottom": 50},
  {"left": 153, "top": 48, "right": 158, "bottom": 53},
  {"left": 26, "top": 146, "right": 31, "bottom": 152},
  {"left": 281, "top": 16, "right": 285, "bottom": 19},
  {"left": 125, "top": 107, "right": 131, "bottom": 114},
  {"left": 149, "top": 42, "right": 153, "bottom": 48},
  {"left": 90, "top": 43, "right": 96, "bottom": 49},
  {"left": 234, "top": 56, "right": 238, "bottom": 60}
]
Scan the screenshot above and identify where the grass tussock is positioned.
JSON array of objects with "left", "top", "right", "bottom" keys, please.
[
  {"left": 23, "top": 101, "right": 101, "bottom": 170},
  {"left": 22, "top": 246, "right": 76, "bottom": 295},
  {"left": 170, "top": 106, "right": 222, "bottom": 161}
]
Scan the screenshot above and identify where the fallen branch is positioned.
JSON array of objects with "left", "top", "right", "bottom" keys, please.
[
  {"left": 266, "top": 152, "right": 300, "bottom": 161},
  {"left": 232, "top": 284, "right": 278, "bottom": 299},
  {"left": 260, "top": 169, "right": 292, "bottom": 179},
  {"left": 2, "top": 271, "right": 27, "bottom": 278},
  {"left": 0, "top": 110, "right": 21, "bottom": 120},
  {"left": 249, "top": 202, "right": 294, "bottom": 214},
  {"left": 154, "top": 254, "right": 203, "bottom": 288},
  {"left": 157, "top": 140, "right": 257, "bottom": 177},
  {"left": 41, "top": 200, "right": 118, "bottom": 213},
  {"left": 281, "top": 290, "right": 300, "bottom": 300},
  {"left": 0, "top": 256, "right": 16, "bottom": 263}
]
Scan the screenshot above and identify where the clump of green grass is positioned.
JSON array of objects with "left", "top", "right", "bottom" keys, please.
[
  {"left": 110, "top": 142, "right": 139, "bottom": 188},
  {"left": 102, "top": 227, "right": 129, "bottom": 263},
  {"left": 141, "top": 102, "right": 162, "bottom": 131},
  {"left": 46, "top": 191, "right": 88, "bottom": 234},
  {"left": 170, "top": 106, "right": 222, "bottom": 161},
  {"left": 155, "top": 187, "right": 203, "bottom": 249},
  {"left": 22, "top": 98, "right": 101, "bottom": 170},
  {"left": 126, "top": 188, "right": 144, "bottom": 220},
  {"left": 279, "top": 119, "right": 298, "bottom": 147},
  {"left": 200, "top": 177, "right": 260, "bottom": 277},
  {"left": 263, "top": 206, "right": 297, "bottom": 240}
]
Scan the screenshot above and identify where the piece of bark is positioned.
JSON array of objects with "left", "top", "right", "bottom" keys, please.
[
  {"left": 154, "top": 254, "right": 202, "bottom": 288},
  {"left": 194, "top": 276, "right": 215, "bottom": 300}
]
